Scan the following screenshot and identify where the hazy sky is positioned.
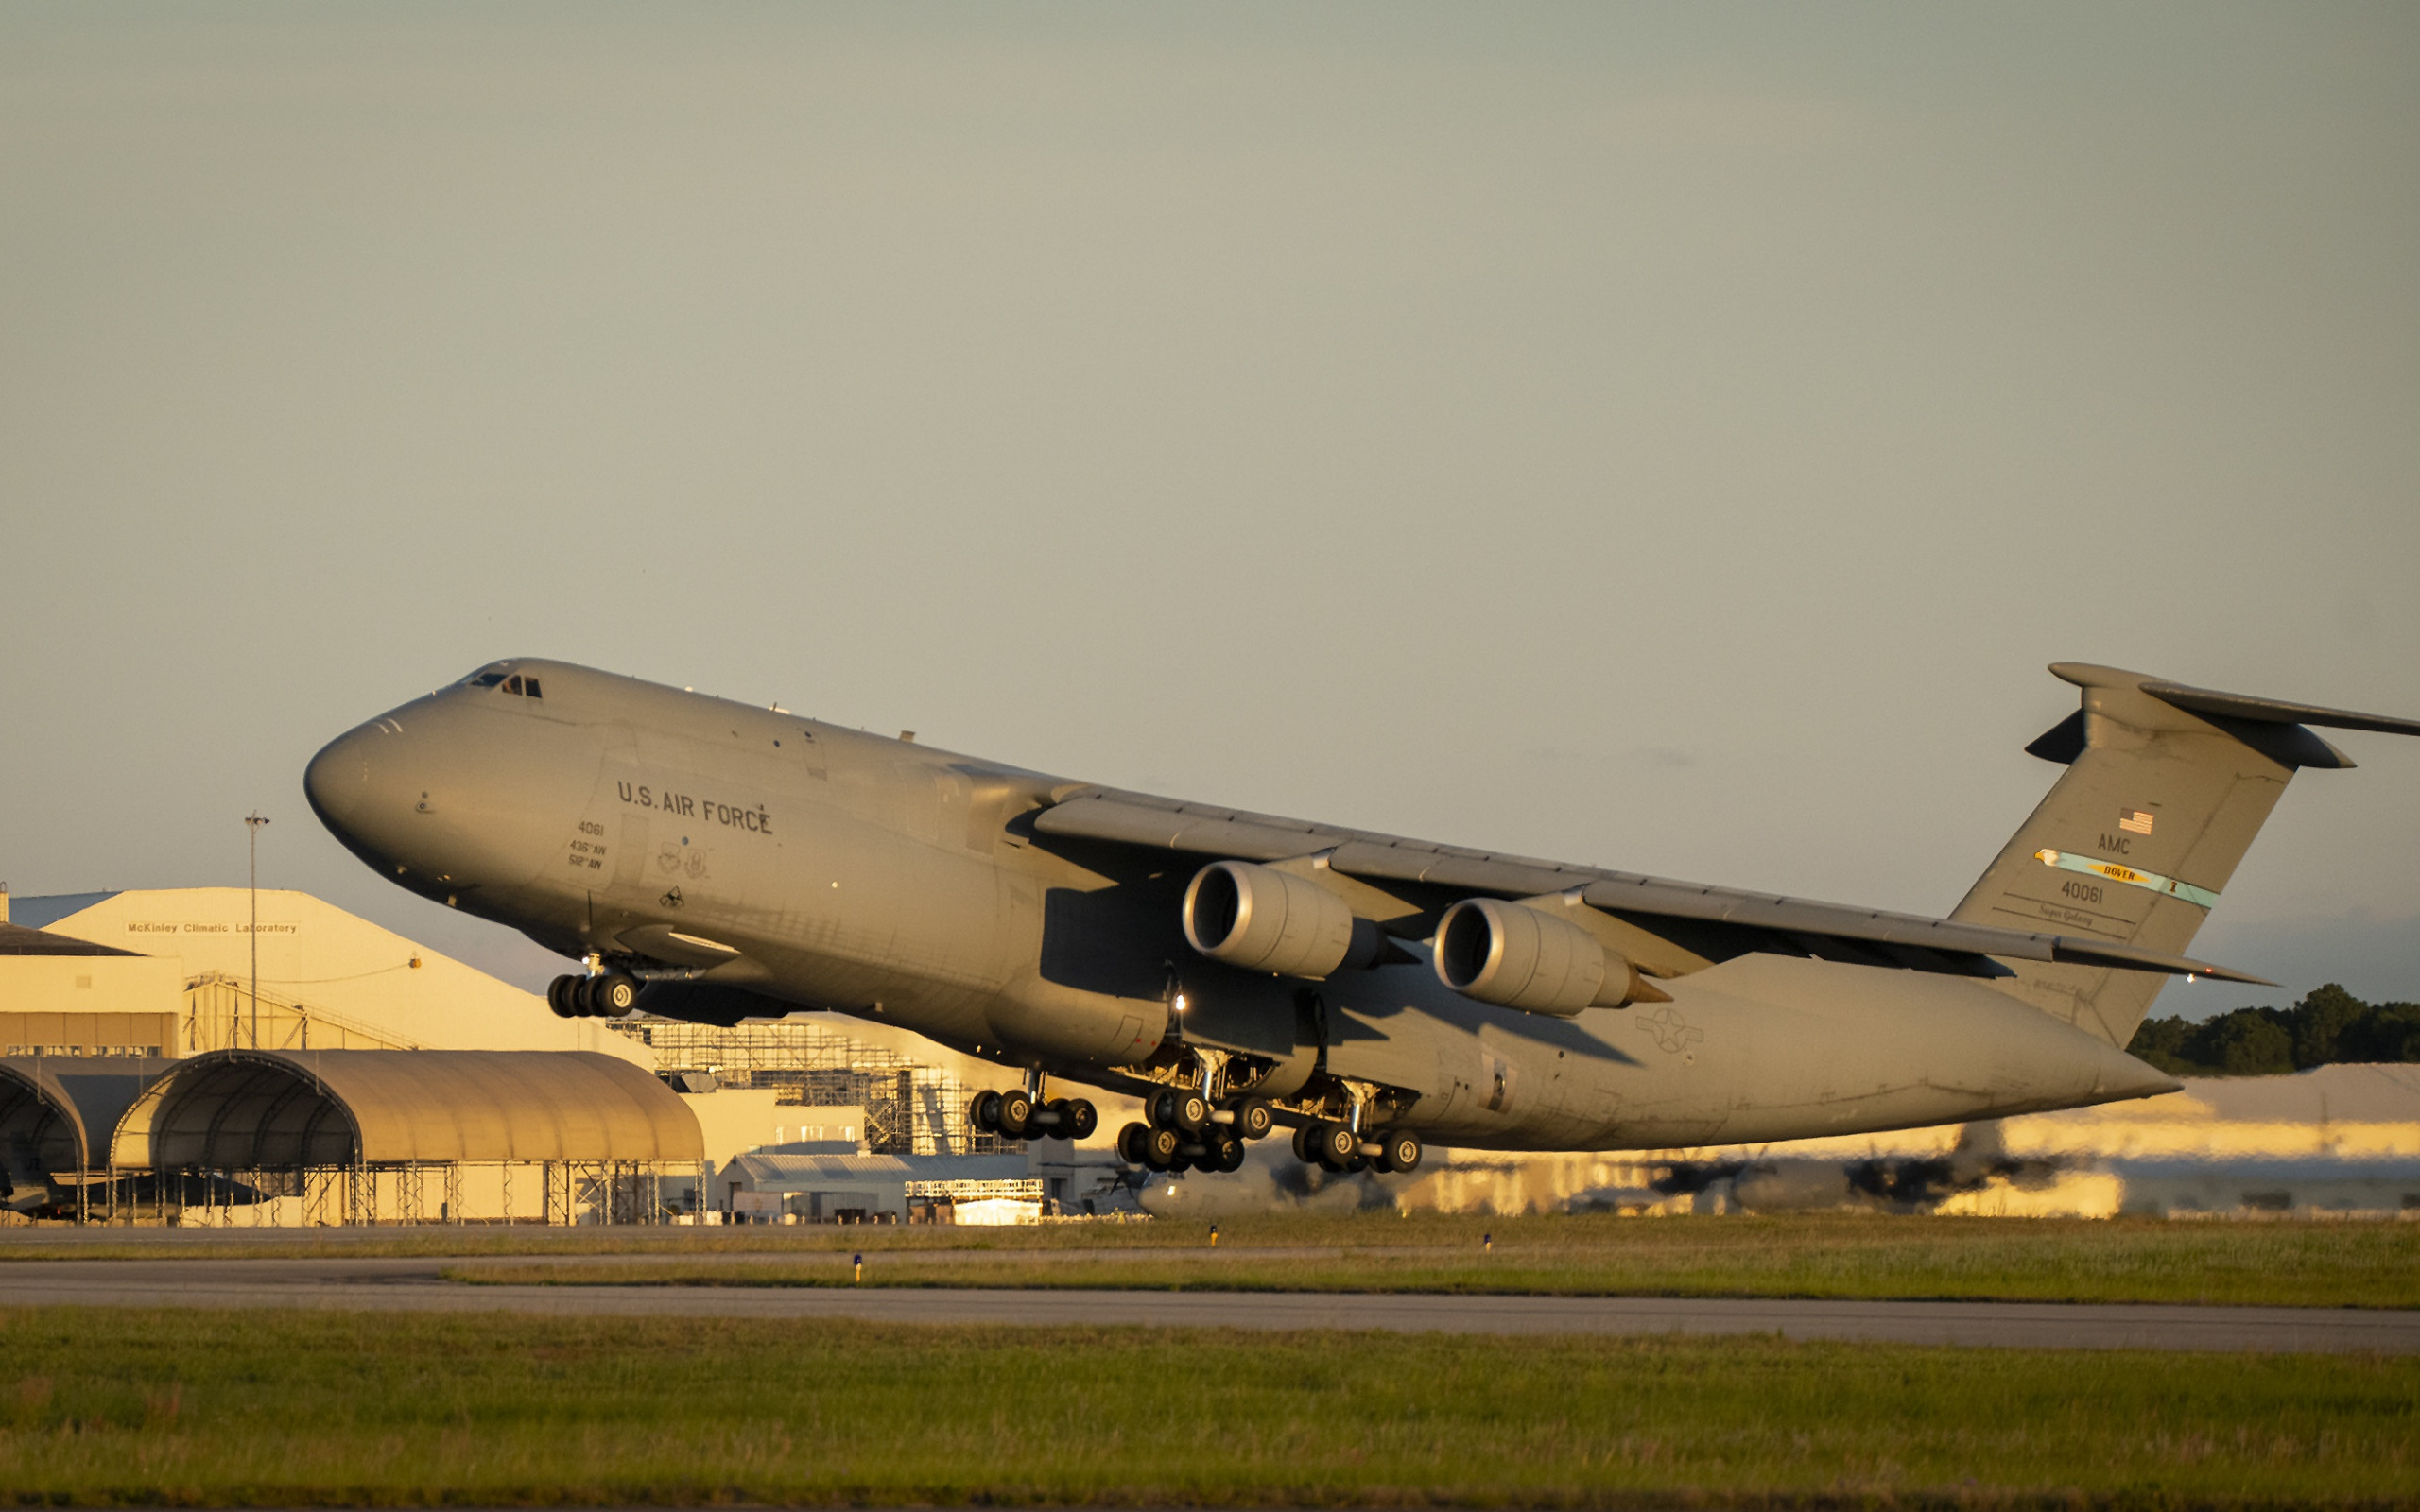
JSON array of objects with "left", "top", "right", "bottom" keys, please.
[{"left": 5, "top": 4, "right": 2415, "bottom": 1011}]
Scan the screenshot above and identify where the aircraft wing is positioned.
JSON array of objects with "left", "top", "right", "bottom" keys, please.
[{"left": 1029, "top": 787, "right": 2270, "bottom": 985}]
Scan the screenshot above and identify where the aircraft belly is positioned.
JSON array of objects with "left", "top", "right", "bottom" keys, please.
[
  {"left": 1323, "top": 964, "right": 1617, "bottom": 1148},
  {"left": 1322, "top": 953, "right": 2173, "bottom": 1153},
  {"left": 1558, "top": 954, "right": 2174, "bottom": 1149}
]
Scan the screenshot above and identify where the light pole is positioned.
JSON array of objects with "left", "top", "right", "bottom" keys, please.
[{"left": 246, "top": 812, "right": 270, "bottom": 1050}]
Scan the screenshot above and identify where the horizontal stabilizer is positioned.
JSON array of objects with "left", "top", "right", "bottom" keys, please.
[{"left": 2140, "top": 679, "right": 2420, "bottom": 739}]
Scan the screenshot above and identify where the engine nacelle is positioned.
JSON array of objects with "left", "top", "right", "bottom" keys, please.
[
  {"left": 1433, "top": 897, "right": 1639, "bottom": 1016},
  {"left": 1183, "top": 860, "right": 1357, "bottom": 979}
]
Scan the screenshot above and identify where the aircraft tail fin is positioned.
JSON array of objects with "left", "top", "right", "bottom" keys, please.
[{"left": 1953, "top": 663, "right": 2420, "bottom": 1047}]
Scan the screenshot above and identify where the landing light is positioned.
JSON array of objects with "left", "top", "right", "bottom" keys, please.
[{"left": 1173, "top": 993, "right": 1188, "bottom": 1014}]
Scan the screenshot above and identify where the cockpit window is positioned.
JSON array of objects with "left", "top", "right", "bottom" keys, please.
[{"left": 458, "top": 667, "right": 540, "bottom": 697}]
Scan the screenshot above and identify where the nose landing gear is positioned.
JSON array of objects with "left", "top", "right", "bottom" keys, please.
[{"left": 546, "top": 970, "right": 640, "bottom": 1019}]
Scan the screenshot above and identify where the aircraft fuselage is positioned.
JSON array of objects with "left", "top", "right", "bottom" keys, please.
[{"left": 305, "top": 659, "right": 2174, "bottom": 1153}]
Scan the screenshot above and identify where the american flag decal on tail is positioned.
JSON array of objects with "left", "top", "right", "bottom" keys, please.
[{"left": 2118, "top": 809, "right": 2155, "bottom": 835}]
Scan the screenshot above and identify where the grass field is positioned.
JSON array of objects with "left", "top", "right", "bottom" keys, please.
[
  {"left": 12, "top": 1213, "right": 2420, "bottom": 1307},
  {"left": 424, "top": 1214, "right": 2420, "bottom": 1309},
  {"left": 0, "top": 1306, "right": 2412, "bottom": 1507}
]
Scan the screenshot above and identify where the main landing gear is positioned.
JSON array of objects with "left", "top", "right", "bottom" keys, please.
[
  {"left": 970, "top": 1086, "right": 1098, "bottom": 1143},
  {"left": 1291, "top": 1119, "right": 1423, "bottom": 1175},
  {"left": 1115, "top": 1091, "right": 1277, "bottom": 1174},
  {"left": 548, "top": 971, "right": 639, "bottom": 1018}
]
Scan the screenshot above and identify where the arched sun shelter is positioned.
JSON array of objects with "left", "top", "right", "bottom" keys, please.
[
  {"left": 1, "top": 1060, "right": 86, "bottom": 1218},
  {"left": 1, "top": 1057, "right": 175, "bottom": 1221},
  {"left": 111, "top": 1049, "right": 704, "bottom": 1226}
]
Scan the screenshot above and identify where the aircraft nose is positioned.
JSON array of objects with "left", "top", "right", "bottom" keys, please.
[{"left": 304, "top": 719, "right": 410, "bottom": 864}]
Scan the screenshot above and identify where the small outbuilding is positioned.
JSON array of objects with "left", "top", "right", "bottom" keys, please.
[{"left": 718, "top": 1151, "right": 1034, "bottom": 1224}]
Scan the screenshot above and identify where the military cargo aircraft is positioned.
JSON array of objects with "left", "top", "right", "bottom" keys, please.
[{"left": 305, "top": 661, "right": 2418, "bottom": 1176}]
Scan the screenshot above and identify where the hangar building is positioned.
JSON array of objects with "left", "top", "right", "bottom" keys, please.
[
  {"left": 1, "top": 885, "right": 1105, "bottom": 1225},
  {"left": 9, "top": 886, "right": 639, "bottom": 1058}
]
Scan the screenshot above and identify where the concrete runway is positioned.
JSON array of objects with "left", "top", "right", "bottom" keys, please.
[{"left": 0, "top": 1254, "right": 2413, "bottom": 1352}]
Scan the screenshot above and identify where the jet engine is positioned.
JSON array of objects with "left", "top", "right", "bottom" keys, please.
[
  {"left": 1183, "top": 860, "right": 1360, "bottom": 979},
  {"left": 1433, "top": 897, "right": 1644, "bottom": 1016}
]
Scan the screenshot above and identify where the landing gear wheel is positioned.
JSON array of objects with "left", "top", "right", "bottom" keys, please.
[
  {"left": 1150, "top": 1089, "right": 1210, "bottom": 1132},
  {"left": 597, "top": 973, "right": 640, "bottom": 1015},
  {"left": 1041, "top": 1098, "right": 1072, "bottom": 1141},
  {"left": 574, "top": 972, "right": 638, "bottom": 1017},
  {"left": 546, "top": 976, "right": 579, "bottom": 1019},
  {"left": 1141, "top": 1126, "right": 1181, "bottom": 1170},
  {"left": 1116, "top": 1122, "right": 1152, "bottom": 1165},
  {"left": 1205, "top": 1134, "right": 1246, "bottom": 1173},
  {"left": 1233, "top": 1098, "right": 1275, "bottom": 1141},
  {"left": 1065, "top": 1099, "right": 1098, "bottom": 1140},
  {"left": 972, "top": 1091, "right": 1005, "bottom": 1134},
  {"left": 1291, "top": 1124, "right": 1314, "bottom": 1163},
  {"left": 996, "top": 1090, "right": 1034, "bottom": 1139},
  {"left": 1313, "top": 1122, "right": 1358, "bottom": 1173},
  {"left": 1376, "top": 1129, "right": 1423, "bottom": 1174}
]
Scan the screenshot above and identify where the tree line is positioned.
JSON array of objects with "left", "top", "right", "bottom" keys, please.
[{"left": 2127, "top": 984, "right": 2420, "bottom": 1077}]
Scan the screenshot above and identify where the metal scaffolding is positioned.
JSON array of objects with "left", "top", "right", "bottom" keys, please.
[
  {"left": 182, "top": 972, "right": 421, "bottom": 1054},
  {"left": 609, "top": 1017, "right": 1018, "bottom": 1156}
]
